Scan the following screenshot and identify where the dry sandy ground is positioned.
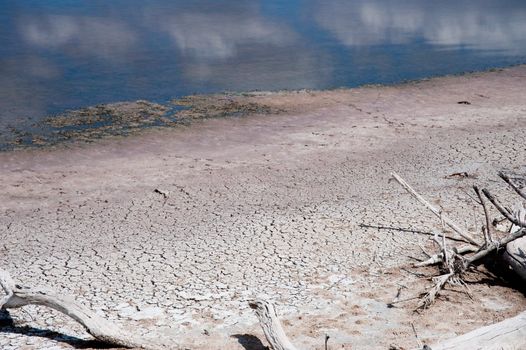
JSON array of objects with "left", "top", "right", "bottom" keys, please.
[{"left": 1, "top": 66, "right": 526, "bottom": 349}]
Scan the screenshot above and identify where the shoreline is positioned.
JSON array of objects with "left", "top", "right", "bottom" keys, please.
[
  {"left": 2, "top": 63, "right": 524, "bottom": 153},
  {"left": 1, "top": 65, "right": 526, "bottom": 349}
]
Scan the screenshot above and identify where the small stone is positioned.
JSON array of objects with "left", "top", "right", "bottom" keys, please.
[{"left": 130, "top": 307, "right": 164, "bottom": 320}]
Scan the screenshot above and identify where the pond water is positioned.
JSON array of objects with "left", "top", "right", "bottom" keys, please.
[{"left": 1, "top": 0, "right": 526, "bottom": 146}]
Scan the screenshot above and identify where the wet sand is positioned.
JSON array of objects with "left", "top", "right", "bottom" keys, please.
[{"left": 1, "top": 66, "right": 526, "bottom": 349}]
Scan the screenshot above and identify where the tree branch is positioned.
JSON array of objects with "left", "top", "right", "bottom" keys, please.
[
  {"left": 473, "top": 185, "right": 494, "bottom": 244},
  {"left": 499, "top": 172, "right": 526, "bottom": 201},
  {"left": 390, "top": 172, "right": 480, "bottom": 246},
  {"left": 481, "top": 189, "right": 526, "bottom": 227}
]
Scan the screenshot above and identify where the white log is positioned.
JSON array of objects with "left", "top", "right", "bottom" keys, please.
[
  {"left": 0, "top": 268, "right": 167, "bottom": 349},
  {"left": 249, "top": 299, "right": 299, "bottom": 350},
  {"left": 421, "top": 310, "right": 526, "bottom": 350},
  {"left": 503, "top": 208, "right": 526, "bottom": 281},
  {"left": 504, "top": 236, "right": 526, "bottom": 280}
]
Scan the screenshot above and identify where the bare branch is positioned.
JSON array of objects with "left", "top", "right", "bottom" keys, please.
[
  {"left": 390, "top": 172, "right": 480, "bottom": 246},
  {"left": 481, "top": 189, "right": 526, "bottom": 227},
  {"left": 466, "top": 228, "right": 526, "bottom": 266},
  {"left": 499, "top": 172, "right": 526, "bottom": 200},
  {"left": 414, "top": 245, "right": 476, "bottom": 267},
  {"left": 473, "top": 185, "right": 493, "bottom": 244}
]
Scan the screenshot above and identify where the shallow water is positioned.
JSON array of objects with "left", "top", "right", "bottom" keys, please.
[{"left": 1, "top": 0, "right": 526, "bottom": 146}]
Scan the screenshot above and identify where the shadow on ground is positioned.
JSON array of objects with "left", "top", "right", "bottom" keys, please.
[
  {"left": 0, "top": 310, "right": 114, "bottom": 349},
  {"left": 231, "top": 334, "right": 268, "bottom": 350}
]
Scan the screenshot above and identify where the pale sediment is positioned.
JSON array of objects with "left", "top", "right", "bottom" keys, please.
[{"left": 0, "top": 66, "right": 525, "bottom": 349}]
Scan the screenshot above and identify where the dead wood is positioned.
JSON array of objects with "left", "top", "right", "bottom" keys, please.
[
  {"left": 391, "top": 171, "right": 526, "bottom": 309},
  {"left": 413, "top": 245, "right": 476, "bottom": 267},
  {"left": 499, "top": 172, "right": 526, "bottom": 200},
  {"left": 249, "top": 299, "right": 299, "bottom": 350},
  {"left": 504, "top": 236, "right": 526, "bottom": 280},
  {"left": 473, "top": 185, "right": 494, "bottom": 244},
  {"left": 390, "top": 172, "right": 480, "bottom": 246},
  {"left": 0, "top": 268, "right": 169, "bottom": 349},
  {"left": 481, "top": 188, "right": 526, "bottom": 227},
  {"left": 421, "top": 309, "right": 526, "bottom": 350},
  {"left": 252, "top": 299, "right": 526, "bottom": 350}
]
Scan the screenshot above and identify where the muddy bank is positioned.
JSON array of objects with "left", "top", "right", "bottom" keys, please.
[
  {"left": 1, "top": 94, "right": 284, "bottom": 150},
  {"left": 0, "top": 66, "right": 525, "bottom": 349}
]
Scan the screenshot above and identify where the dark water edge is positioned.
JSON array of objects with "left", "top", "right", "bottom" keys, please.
[{"left": 0, "top": 64, "right": 520, "bottom": 152}]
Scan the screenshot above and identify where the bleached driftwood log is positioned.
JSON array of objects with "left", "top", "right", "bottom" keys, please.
[
  {"left": 249, "top": 299, "right": 299, "bottom": 350},
  {"left": 0, "top": 268, "right": 167, "bottom": 349},
  {"left": 421, "top": 310, "right": 526, "bottom": 350},
  {"left": 504, "top": 236, "right": 526, "bottom": 280}
]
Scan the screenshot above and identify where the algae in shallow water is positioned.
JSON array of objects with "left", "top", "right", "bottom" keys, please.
[{"left": 1, "top": 94, "right": 282, "bottom": 151}]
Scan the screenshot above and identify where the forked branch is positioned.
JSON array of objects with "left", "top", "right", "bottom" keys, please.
[{"left": 481, "top": 189, "right": 526, "bottom": 227}]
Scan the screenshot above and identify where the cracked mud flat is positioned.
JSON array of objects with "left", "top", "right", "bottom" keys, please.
[{"left": 1, "top": 66, "right": 526, "bottom": 349}]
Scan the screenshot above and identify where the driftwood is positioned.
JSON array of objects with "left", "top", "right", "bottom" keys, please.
[
  {"left": 504, "top": 236, "right": 526, "bottom": 281},
  {"left": 251, "top": 299, "right": 526, "bottom": 350},
  {"left": 390, "top": 172, "right": 526, "bottom": 309},
  {"left": 413, "top": 245, "right": 476, "bottom": 268},
  {"left": 390, "top": 173, "right": 480, "bottom": 246},
  {"left": 249, "top": 300, "right": 298, "bottom": 350},
  {"left": 0, "top": 268, "right": 167, "bottom": 349},
  {"left": 424, "top": 310, "right": 526, "bottom": 350}
]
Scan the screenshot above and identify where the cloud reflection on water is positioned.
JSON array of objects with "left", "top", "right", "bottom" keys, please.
[
  {"left": 158, "top": 12, "right": 295, "bottom": 60},
  {"left": 21, "top": 15, "right": 137, "bottom": 60},
  {"left": 315, "top": 0, "right": 526, "bottom": 53},
  {"left": 2, "top": 0, "right": 526, "bottom": 137},
  {"left": 142, "top": 4, "right": 329, "bottom": 89}
]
